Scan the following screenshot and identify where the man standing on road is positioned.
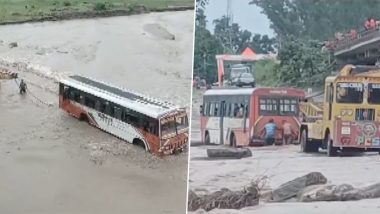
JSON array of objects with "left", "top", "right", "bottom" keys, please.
[
  {"left": 282, "top": 120, "right": 295, "bottom": 145},
  {"left": 261, "top": 119, "right": 278, "bottom": 146}
]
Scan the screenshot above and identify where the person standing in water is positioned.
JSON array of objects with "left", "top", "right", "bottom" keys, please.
[{"left": 19, "top": 79, "right": 27, "bottom": 94}]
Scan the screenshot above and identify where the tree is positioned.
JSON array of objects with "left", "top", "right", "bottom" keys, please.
[
  {"left": 275, "top": 37, "right": 331, "bottom": 88},
  {"left": 250, "top": 34, "right": 276, "bottom": 54},
  {"left": 213, "top": 16, "right": 275, "bottom": 54},
  {"left": 250, "top": 0, "right": 380, "bottom": 41},
  {"left": 193, "top": 0, "right": 223, "bottom": 83}
]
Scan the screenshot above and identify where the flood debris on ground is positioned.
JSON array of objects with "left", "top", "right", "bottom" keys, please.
[
  {"left": 188, "top": 182, "right": 260, "bottom": 211},
  {"left": 206, "top": 147, "right": 252, "bottom": 159},
  {"left": 188, "top": 171, "right": 380, "bottom": 212}
]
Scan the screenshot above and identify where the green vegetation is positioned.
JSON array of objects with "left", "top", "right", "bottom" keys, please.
[
  {"left": 194, "top": 0, "right": 380, "bottom": 87},
  {"left": 254, "top": 59, "right": 279, "bottom": 87},
  {"left": 194, "top": 0, "right": 276, "bottom": 83},
  {"left": 0, "top": 0, "right": 193, "bottom": 23}
]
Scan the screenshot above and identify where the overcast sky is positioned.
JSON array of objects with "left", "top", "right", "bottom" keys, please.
[{"left": 204, "top": 0, "right": 274, "bottom": 37}]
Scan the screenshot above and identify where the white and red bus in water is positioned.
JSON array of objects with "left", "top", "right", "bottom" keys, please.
[
  {"left": 200, "top": 87, "right": 305, "bottom": 146},
  {"left": 58, "top": 75, "right": 189, "bottom": 155}
]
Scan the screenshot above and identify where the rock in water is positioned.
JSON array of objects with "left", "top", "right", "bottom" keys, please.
[
  {"left": 9, "top": 42, "right": 18, "bottom": 48},
  {"left": 188, "top": 184, "right": 259, "bottom": 211},
  {"left": 207, "top": 147, "right": 252, "bottom": 159},
  {"left": 271, "top": 172, "right": 327, "bottom": 202}
]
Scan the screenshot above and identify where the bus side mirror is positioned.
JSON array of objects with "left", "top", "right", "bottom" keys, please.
[{"left": 199, "top": 105, "right": 203, "bottom": 115}]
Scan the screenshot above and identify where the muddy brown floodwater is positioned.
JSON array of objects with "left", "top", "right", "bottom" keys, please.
[{"left": 0, "top": 10, "right": 194, "bottom": 214}]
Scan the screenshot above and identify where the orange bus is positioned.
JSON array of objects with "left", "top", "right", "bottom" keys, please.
[
  {"left": 58, "top": 75, "right": 189, "bottom": 155},
  {"left": 200, "top": 87, "right": 305, "bottom": 146}
]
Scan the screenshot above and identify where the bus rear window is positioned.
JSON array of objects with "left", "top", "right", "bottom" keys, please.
[
  {"left": 336, "top": 82, "right": 363, "bottom": 104},
  {"left": 369, "top": 83, "right": 380, "bottom": 104},
  {"left": 260, "top": 98, "right": 278, "bottom": 115},
  {"left": 279, "top": 99, "right": 298, "bottom": 115}
]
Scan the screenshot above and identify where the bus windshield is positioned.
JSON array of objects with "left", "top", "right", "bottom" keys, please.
[
  {"left": 160, "top": 113, "right": 188, "bottom": 137},
  {"left": 336, "top": 82, "right": 363, "bottom": 104},
  {"left": 368, "top": 83, "right": 380, "bottom": 104}
]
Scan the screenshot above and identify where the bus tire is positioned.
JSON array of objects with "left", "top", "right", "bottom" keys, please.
[
  {"left": 133, "top": 138, "right": 147, "bottom": 151},
  {"left": 300, "top": 129, "right": 318, "bottom": 153},
  {"left": 79, "top": 113, "right": 89, "bottom": 122},
  {"left": 230, "top": 133, "right": 237, "bottom": 147},
  {"left": 204, "top": 131, "right": 211, "bottom": 145},
  {"left": 326, "top": 134, "right": 337, "bottom": 157}
]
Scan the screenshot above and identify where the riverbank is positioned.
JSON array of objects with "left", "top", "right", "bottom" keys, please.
[{"left": 0, "top": 0, "right": 194, "bottom": 25}]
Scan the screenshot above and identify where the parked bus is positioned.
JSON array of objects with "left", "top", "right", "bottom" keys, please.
[
  {"left": 200, "top": 87, "right": 305, "bottom": 146},
  {"left": 58, "top": 75, "right": 189, "bottom": 155},
  {"left": 300, "top": 65, "right": 380, "bottom": 156}
]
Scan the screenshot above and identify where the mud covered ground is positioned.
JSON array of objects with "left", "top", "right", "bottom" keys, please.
[
  {"left": 189, "top": 89, "right": 380, "bottom": 214},
  {"left": 0, "top": 10, "right": 193, "bottom": 214}
]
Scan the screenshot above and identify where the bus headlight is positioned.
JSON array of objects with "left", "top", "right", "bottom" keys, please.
[{"left": 341, "top": 109, "right": 353, "bottom": 116}]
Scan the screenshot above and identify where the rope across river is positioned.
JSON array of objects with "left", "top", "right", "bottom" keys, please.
[{"left": 14, "top": 78, "right": 54, "bottom": 107}]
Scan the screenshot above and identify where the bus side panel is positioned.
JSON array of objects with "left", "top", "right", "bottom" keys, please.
[
  {"left": 224, "top": 117, "right": 247, "bottom": 146},
  {"left": 60, "top": 96, "right": 86, "bottom": 120},
  {"left": 200, "top": 116, "right": 208, "bottom": 143},
  {"left": 248, "top": 94, "right": 258, "bottom": 142},
  {"left": 140, "top": 130, "right": 160, "bottom": 153},
  {"left": 86, "top": 109, "right": 148, "bottom": 148},
  {"left": 206, "top": 117, "right": 222, "bottom": 144}
]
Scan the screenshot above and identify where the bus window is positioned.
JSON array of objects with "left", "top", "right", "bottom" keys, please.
[
  {"left": 62, "top": 85, "right": 70, "bottom": 99},
  {"left": 209, "top": 103, "right": 215, "bottom": 116},
  {"left": 244, "top": 102, "right": 249, "bottom": 117},
  {"left": 84, "top": 95, "right": 95, "bottom": 108},
  {"left": 73, "top": 91, "right": 80, "bottom": 102},
  {"left": 260, "top": 98, "right": 278, "bottom": 115},
  {"left": 59, "top": 83, "right": 64, "bottom": 96},
  {"left": 161, "top": 117, "right": 177, "bottom": 136},
  {"left": 203, "top": 102, "right": 209, "bottom": 116},
  {"left": 105, "top": 102, "right": 114, "bottom": 116},
  {"left": 336, "top": 82, "right": 363, "bottom": 103},
  {"left": 280, "top": 99, "right": 297, "bottom": 115},
  {"left": 214, "top": 103, "right": 219, "bottom": 116},
  {"left": 233, "top": 103, "right": 240, "bottom": 117},
  {"left": 176, "top": 115, "right": 188, "bottom": 130},
  {"left": 236, "top": 103, "right": 245, "bottom": 118},
  {"left": 368, "top": 83, "right": 380, "bottom": 104},
  {"left": 114, "top": 106, "right": 123, "bottom": 120}
]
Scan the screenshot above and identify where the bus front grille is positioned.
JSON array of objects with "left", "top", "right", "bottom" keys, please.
[{"left": 355, "top": 108, "right": 375, "bottom": 121}]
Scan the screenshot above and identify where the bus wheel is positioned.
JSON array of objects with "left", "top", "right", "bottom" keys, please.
[
  {"left": 133, "top": 138, "right": 147, "bottom": 151},
  {"left": 300, "top": 130, "right": 318, "bottom": 153},
  {"left": 230, "top": 133, "right": 237, "bottom": 147},
  {"left": 326, "top": 134, "right": 337, "bottom": 157},
  {"left": 204, "top": 132, "right": 210, "bottom": 145}
]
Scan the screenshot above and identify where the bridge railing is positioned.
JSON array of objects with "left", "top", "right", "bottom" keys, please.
[{"left": 334, "top": 25, "right": 380, "bottom": 53}]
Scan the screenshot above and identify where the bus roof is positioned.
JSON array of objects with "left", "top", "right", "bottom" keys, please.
[
  {"left": 59, "top": 75, "right": 182, "bottom": 119},
  {"left": 203, "top": 87, "right": 305, "bottom": 96},
  {"left": 204, "top": 88, "right": 255, "bottom": 96}
]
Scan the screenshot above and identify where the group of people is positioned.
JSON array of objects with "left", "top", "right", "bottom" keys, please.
[
  {"left": 325, "top": 17, "right": 380, "bottom": 51},
  {"left": 364, "top": 18, "right": 380, "bottom": 31},
  {"left": 260, "top": 119, "right": 296, "bottom": 146}
]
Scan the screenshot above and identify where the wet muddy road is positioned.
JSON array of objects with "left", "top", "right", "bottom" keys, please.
[
  {"left": 189, "top": 89, "right": 380, "bottom": 214},
  {"left": 0, "top": 10, "right": 193, "bottom": 214}
]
